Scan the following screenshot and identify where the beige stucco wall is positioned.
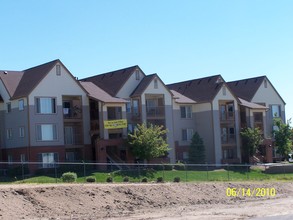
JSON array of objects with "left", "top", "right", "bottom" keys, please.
[
  {"left": 212, "top": 85, "right": 241, "bottom": 164},
  {"left": 29, "top": 63, "right": 88, "bottom": 106},
  {"left": 116, "top": 69, "right": 144, "bottom": 98},
  {"left": 252, "top": 80, "right": 285, "bottom": 110}
]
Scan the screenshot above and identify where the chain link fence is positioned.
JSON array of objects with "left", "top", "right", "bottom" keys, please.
[{"left": 0, "top": 162, "right": 292, "bottom": 183}]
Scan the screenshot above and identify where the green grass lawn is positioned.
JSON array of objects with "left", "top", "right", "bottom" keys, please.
[{"left": 6, "top": 167, "right": 293, "bottom": 184}]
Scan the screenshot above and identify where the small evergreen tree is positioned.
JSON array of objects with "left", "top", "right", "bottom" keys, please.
[
  {"left": 273, "top": 118, "right": 293, "bottom": 159},
  {"left": 188, "top": 132, "right": 206, "bottom": 164}
]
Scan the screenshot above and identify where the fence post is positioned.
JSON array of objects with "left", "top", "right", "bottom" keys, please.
[
  {"left": 163, "top": 164, "right": 165, "bottom": 180},
  {"left": 185, "top": 164, "right": 187, "bottom": 182},
  {"left": 21, "top": 162, "right": 25, "bottom": 181},
  {"left": 246, "top": 164, "right": 249, "bottom": 180},
  {"left": 227, "top": 164, "right": 230, "bottom": 181},
  {"left": 206, "top": 163, "right": 209, "bottom": 181},
  {"left": 54, "top": 163, "right": 58, "bottom": 183},
  {"left": 83, "top": 161, "right": 86, "bottom": 182}
]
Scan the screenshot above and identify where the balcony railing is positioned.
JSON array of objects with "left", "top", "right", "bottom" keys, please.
[
  {"left": 221, "top": 134, "right": 236, "bottom": 144},
  {"left": 63, "top": 106, "right": 82, "bottom": 119},
  {"left": 146, "top": 106, "right": 165, "bottom": 118}
]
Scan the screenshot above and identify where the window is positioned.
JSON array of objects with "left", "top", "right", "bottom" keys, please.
[
  {"left": 132, "top": 99, "right": 139, "bottom": 116},
  {"left": 154, "top": 79, "right": 158, "bottom": 89},
  {"left": 220, "top": 102, "right": 234, "bottom": 120},
  {"left": 7, "top": 102, "right": 11, "bottom": 113},
  {"left": 19, "top": 127, "right": 25, "bottom": 138},
  {"left": 264, "top": 80, "right": 267, "bottom": 88},
  {"left": 20, "top": 154, "right": 26, "bottom": 162},
  {"left": 223, "top": 149, "right": 235, "bottom": 159},
  {"left": 180, "top": 106, "right": 192, "bottom": 119},
  {"left": 64, "top": 126, "right": 74, "bottom": 145},
  {"left": 19, "top": 99, "right": 24, "bottom": 111},
  {"left": 38, "top": 152, "right": 58, "bottom": 168},
  {"left": 8, "top": 155, "right": 13, "bottom": 165},
  {"left": 254, "top": 112, "right": 264, "bottom": 132},
  {"left": 6, "top": 129, "right": 12, "bottom": 139},
  {"left": 36, "top": 97, "right": 56, "bottom": 114},
  {"left": 126, "top": 102, "right": 131, "bottom": 113},
  {"left": 56, "top": 64, "right": 61, "bottom": 76},
  {"left": 135, "top": 70, "right": 140, "bottom": 80},
  {"left": 272, "top": 105, "right": 280, "bottom": 118},
  {"left": 222, "top": 86, "right": 227, "bottom": 96},
  {"left": 66, "top": 152, "right": 76, "bottom": 162},
  {"left": 183, "top": 152, "right": 189, "bottom": 160},
  {"left": 182, "top": 128, "right": 193, "bottom": 141},
  {"left": 221, "top": 126, "right": 235, "bottom": 143},
  {"left": 36, "top": 124, "right": 57, "bottom": 141}
]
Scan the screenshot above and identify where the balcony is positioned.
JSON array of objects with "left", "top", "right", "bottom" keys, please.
[
  {"left": 146, "top": 106, "right": 165, "bottom": 118},
  {"left": 63, "top": 96, "right": 82, "bottom": 120},
  {"left": 221, "top": 134, "right": 236, "bottom": 145},
  {"left": 63, "top": 106, "right": 82, "bottom": 119},
  {"left": 64, "top": 124, "right": 83, "bottom": 146}
]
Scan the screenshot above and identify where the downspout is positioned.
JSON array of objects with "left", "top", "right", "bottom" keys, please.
[
  {"left": 27, "top": 96, "right": 31, "bottom": 162},
  {"left": 210, "top": 101, "right": 216, "bottom": 165}
]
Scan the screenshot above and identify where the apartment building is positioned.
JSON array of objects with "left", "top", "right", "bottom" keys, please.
[
  {"left": 0, "top": 60, "right": 91, "bottom": 170},
  {"left": 0, "top": 59, "right": 286, "bottom": 168},
  {"left": 80, "top": 67, "right": 176, "bottom": 163},
  {"left": 168, "top": 75, "right": 241, "bottom": 164},
  {"left": 227, "top": 76, "right": 286, "bottom": 162}
]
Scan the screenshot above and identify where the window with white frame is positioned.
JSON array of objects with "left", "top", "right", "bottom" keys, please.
[
  {"left": 19, "top": 127, "right": 25, "bottom": 138},
  {"left": 182, "top": 128, "right": 193, "bottom": 141},
  {"left": 126, "top": 102, "right": 131, "bottom": 113},
  {"left": 6, "top": 128, "right": 12, "bottom": 139},
  {"left": 38, "top": 152, "right": 58, "bottom": 168},
  {"left": 36, "top": 97, "right": 56, "bottom": 114},
  {"left": 135, "top": 70, "right": 140, "bottom": 80},
  {"left": 154, "top": 79, "right": 158, "bottom": 89},
  {"left": 7, "top": 102, "right": 11, "bottom": 113},
  {"left": 36, "top": 124, "right": 57, "bottom": 141},
  {"left": 56, "top": 64, "right": 61, "bottom": 76},
  {"left": 20, "top": 154, "right": 26, "bottom": 162},
  {"left": 180, "top": 106, "right": 192, "bottom": 119},
  {"left": 8, "top": 155, "right": 13, "bottom": 164},
  {"left": 132, "top": 99, "right": 139, "bottom": 116},
  {"left": 19, "top": 99, "right": 24, "bottom": 111},
  {"left": 272, "top": 105, "right": 281, "bottom": 118}
]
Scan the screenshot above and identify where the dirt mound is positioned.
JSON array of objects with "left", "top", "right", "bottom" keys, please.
[{"left": 0, "top": 182, "right": 292, "bottom": 219}]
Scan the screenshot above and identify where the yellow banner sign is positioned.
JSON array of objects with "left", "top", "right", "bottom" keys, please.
[{"left": 104, "top": 119, "right": 127, "bottom": 129}]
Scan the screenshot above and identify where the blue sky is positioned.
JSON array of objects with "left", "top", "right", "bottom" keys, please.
[{"left": 1, "top": 0, "right": 293, "bottom": 119}]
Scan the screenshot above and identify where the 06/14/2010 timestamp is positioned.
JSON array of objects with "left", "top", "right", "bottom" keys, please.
[{"left": 226, "top": 188, "right": 276, "bottom": 197}]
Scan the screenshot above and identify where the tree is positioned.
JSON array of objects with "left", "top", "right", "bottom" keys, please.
[
  {"left": 273, "top": 118, "right": 293, "bottom": 159},
  {"left": 240, "top": 127, "right": 262, "bottom": 159},
  {"left": 128, "top": 123, "right": 169, "bottom": 161},
  {"left": 188, "top": 132, "right": 206, "bottom": 164}
]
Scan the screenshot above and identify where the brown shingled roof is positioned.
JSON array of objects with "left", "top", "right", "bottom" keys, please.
[
  {"left": 131, "top": 74, "right": 156, "bottom": 97},
  {"left": 171, "top": 90, "right": 196, "bottom": 104},
  {"left": 227, "top": 76, "right": 266, "bottom": 102},
  {"left": 0, "top": 70, "right": 24, "bottom": 97},
  {"left": 167, "top": 75, "right": 225, "bottom": 103},
  {"left": 80, "top": 65, "right": 144, "bottom": 97},
  {"left": 12, "top": 59, "right": 59, "bottom": 99},
  {"left": 80, "top": 81, "right": 127, "bottom": 103}
]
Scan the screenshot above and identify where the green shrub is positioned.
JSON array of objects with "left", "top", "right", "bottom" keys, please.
[
  {"left": 173, "top": 177, "right": 181, "bottom": 183},
  {"left": 141, "top": 177, "right": 148, "bottom": 183},
  {"left": 106, "top": 176, "right": 113, "bottom": 183},
  {"left": 174, "top": 163, "right": 185, "bottom": 171},
  {"left": 157, "top": 177, "right": 164, "bottom": 183},
  {"left": 163, "top": 164, "right": 173, "bottom": 171},
  {"left": 123, "top": 176, "right": 129, "bottom": 182},
  {"left": 86, "top": 176, "right": 96, "bottom": 183},
  {"left": 61, "top": 172, "right": 77, "bottom": 183}
]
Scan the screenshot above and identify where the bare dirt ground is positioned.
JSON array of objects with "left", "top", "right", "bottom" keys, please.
[{"left": 0, "top": 182, "right": 292, "bottom": 220}]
